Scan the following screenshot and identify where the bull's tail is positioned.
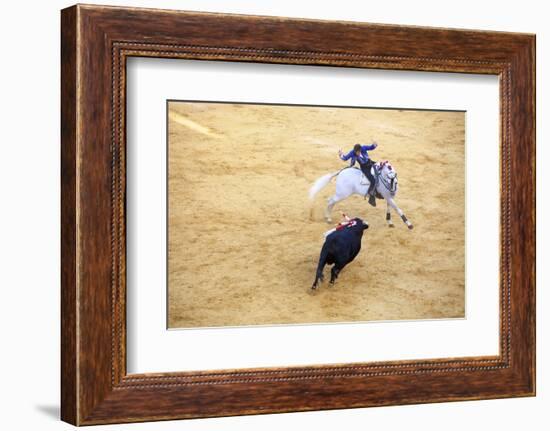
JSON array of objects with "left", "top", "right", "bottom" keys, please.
[
  {"left": 309, "top": 171, "right": 339, "bottom": 201},
  {"left": 312, "top": 245, "right": 329, "bottom": 290}
]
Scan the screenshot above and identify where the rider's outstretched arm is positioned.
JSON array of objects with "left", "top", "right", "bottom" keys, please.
[
  {"left": 361, "top": 143, "right": 378, "bottom": 151},
  {"left": 340, "top": 149, "right": 354, "bottom": 161}
]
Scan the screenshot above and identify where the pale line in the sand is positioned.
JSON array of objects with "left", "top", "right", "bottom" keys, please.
[
  {"left": 304, "top": 136, "right": 338, "bottom": 153},
  {"left": 169, "top": 111, "right": 223, "bottom": 139}
]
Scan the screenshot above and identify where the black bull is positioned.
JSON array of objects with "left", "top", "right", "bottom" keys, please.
[{"left": 311, "top": 218, "right": 369, "bottom": 290}]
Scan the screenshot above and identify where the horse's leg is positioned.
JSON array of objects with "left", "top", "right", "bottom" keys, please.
[
  {"left": 327, "top": 177, "right": 357, "bottom": 223},
  {"left": 386, "top": 200, "right": 394, "bottom": 227},
  {"left": 325, "top": 195, "right": 339, "bottom": 223},
  {"left": 386, "top": 196, "right": 413, "bottom": 229}
]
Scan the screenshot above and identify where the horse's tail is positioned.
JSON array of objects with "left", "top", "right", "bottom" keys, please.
[{"left": 309, "top": 171, "right": 339, "bottom": 200}]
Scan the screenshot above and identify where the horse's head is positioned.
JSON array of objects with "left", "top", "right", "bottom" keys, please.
[
  {"left": 379, "top": 160, "right": 397, "bottom": 179},
  {"left": 378, "top": 160, "right": 398, "bottom": 194}
]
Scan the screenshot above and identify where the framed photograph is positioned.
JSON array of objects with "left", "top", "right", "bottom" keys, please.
[{"left": 61, "top": 4, "right": 536, "bottom": 425}]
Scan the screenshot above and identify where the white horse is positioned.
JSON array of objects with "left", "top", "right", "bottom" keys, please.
[{"left": 309, "top": 161, "right": 413, "bottom": 229}]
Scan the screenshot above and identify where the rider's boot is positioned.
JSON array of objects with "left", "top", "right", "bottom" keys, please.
[
  {"left": 367, "top": 182, "right": 376, "bottom": 207},
  {"left": 368, "top": 194, "right": 376, "bottom": 207}
]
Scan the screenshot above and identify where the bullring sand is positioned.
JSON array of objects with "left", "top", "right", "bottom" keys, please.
[{"left": 167, "top": 102, "right": 465, "bottom": 328}]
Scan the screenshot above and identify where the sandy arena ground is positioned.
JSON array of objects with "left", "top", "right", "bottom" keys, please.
[{"left": 167, "top": 102, "right": 465, "bottom": 328}]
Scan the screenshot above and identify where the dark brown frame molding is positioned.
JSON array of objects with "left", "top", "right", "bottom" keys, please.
[{"left": 61, "top": 4, "right": 535, "bottom": 425}]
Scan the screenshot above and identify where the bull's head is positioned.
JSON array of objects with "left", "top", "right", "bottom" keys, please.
[{"left": 352, "top": 217, "right": 369, "bottom": 230}]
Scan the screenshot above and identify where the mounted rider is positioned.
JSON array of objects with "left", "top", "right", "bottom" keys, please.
[{"left": 338, "top": 142, "right": 378, "bottom": 207}]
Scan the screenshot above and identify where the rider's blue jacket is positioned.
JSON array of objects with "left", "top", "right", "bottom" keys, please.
[{"left": 340, "top": 144, "right": 377, "bottom": 166}]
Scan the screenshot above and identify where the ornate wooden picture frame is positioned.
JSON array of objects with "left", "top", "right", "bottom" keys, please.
[{"left": 61, "top": 4, "right": 535, "bottom": 425}]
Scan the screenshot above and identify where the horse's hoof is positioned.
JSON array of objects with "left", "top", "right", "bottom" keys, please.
[
  {"left": 408, "top": 224, "right": 414, "bottom": 230},
  {"left": 388, "top": 223, "right": 395, "bottom": 228}
]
